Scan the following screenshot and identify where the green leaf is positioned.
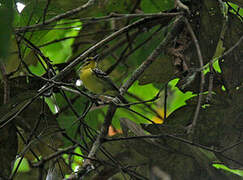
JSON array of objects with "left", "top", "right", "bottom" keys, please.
[
  {"left": 27, "top": 20, "right": 81, "bottom": 76},
  {"left": 73, "top": 147, "right": 83, "bottom": 164},
  {"left": 168, "top": 79, "right": 195, "bottom": 114},
  {"left": 213, "top": 164, "right": 243, "bottom": 177},
  {"left": 40, "top": 20, "right": 82, "bottom": 63},
  {"left": 12, "top": 157, "right": 30, "bottom": 173},
  {"left": 112, "top": 81, "right": 159, "bottom": 129},
  {"left": 227, "top": 2, "right": 243, "bottom": 13}
]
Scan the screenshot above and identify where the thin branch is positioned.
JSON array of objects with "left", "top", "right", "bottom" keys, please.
[
  {"left": 16, "top": 12, "right": 183, "bottom": 32},
  {"left": 82, "top": 103, "right": 117, "bottom": 167},
  {"left": 105, "top": 31, "right": 137, "bottom": 75},
  {"left": 120, "top": 24, "right": 165, "bottom": 67},
  {"left": 220, "top": 140, "right": 243, "bottom": 153},
  {"left": 104, "top": 133, "right": 216, "bottom": 152},
  {"left": 120, "top": 16, "right": 184, "bottom": 95},
  {"left": 175, "top": 0, "right": 190, "bottom": 14},
  {"left": 38, "top": 30, "right": 116, "bottom": 48},
  {"left": 68, "top": 104, "right": 118, "bottom": 179},
  {"left": 101, "top": 30, "right": 140, "bottom": 62},
  {"left": 225, "top": 1, "right": 243, "bottom": 21},
  {"left": 16, "top": 0, "right": 97, "bottom": 33},
  {"left": 0, "top": 84, "right": 54, "bottom": 129},
  {"left": 206, "top": 16, "right": 228, "bottom": 102},
  {"left": 42, "top": 0, "right": 51, "bottom": 23},
  {"left": 103, "top": 133, "right": 243, "bottom": 167},
  {"left": 33, "top": 145, "right": 78, "bottom": 167},
  {"left": 78, "top": 12, "right": 183, "bottom": 22},
  {"left": 199, "top": 35, "right": 243, "bottom": 72},
  {"left": 15, "top": 128, "right": 40, "bottom": 161},
  {"left": 184, "top": 18, "right": 205, "bottom": 134},
  {"left": 46, "top": 13, "right": 181, "bottom": 84}
]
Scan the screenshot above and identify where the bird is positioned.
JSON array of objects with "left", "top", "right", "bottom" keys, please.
[{"left": 78, "top": 56, "right": 128, "bottom": 104}]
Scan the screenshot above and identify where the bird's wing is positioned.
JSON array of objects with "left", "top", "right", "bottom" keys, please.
[
  {"left": 92, "top": 68, "right": 107, "bottom": 77},
  {"left": 92, "top": 68, "right": 120, "bottom": 93}
]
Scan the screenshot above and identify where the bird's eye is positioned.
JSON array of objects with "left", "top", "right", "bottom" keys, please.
[{"left": 85, "top": 57, "right": 93, "bottom": 61}]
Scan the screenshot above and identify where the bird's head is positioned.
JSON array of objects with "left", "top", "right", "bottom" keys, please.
[{"left": 80, "top": 56, "right": 99, "bottom": 70}]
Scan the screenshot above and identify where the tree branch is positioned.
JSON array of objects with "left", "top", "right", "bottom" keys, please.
[
  {"left": 16, "top": 0, "right": 97, "bottom": 33},
  {"left": 184, "top": 18, "right": 205, "bottom": 134},
  {"left": 120, "top": 16, "right": 184, "bottom": 94}
]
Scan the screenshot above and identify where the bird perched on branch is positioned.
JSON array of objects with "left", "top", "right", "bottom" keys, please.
[{"left": 78, "top": 56, "right": 128, "bottom": 104}]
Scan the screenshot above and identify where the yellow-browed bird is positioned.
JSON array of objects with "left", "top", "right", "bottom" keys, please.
[{"left": 79, "top": 56, "right": 127, "bottom": 103}]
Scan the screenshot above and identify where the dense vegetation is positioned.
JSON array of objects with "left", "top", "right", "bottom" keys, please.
[{"left": 0, "top": 0, "right": 242, "bottom": 179}]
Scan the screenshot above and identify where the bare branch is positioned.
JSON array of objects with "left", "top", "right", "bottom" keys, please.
[
  {"left": 184, "top": 18, "right": 205, "bottom": 134},
  {"left": 120, "top": 16, "right": 184, "bottom": 94},
  {"left": 16, "top": 0, "right": 97, "bottom": 33}
]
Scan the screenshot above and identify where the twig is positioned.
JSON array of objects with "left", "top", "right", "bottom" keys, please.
[
  {"left": 105, "top": 31, "right": 137, "bottom": 75},
  {"left": 199, "top": 35, "right": 243, "bottom": 72},
  {"left": 10, "top": 108, "right": 43, "bottom": 179},
  {"left": 103, "top": 133, "right": 243, "bottom": 167},
  {"left": 101, "top": 30, "right": 140, "bottom": 63},
  {"left": 175, "top": 0, "right": 190, "bottom": 14},
  {"left": 16, "top": 0, "right": 97, "bottom": 33},
  {"left": 79, "top": 12, "right": 183, "bottom": 22},
  {"left": 104, "top": 133, "right": 216, "bottom": 152},
  {"left": 42, "top": 0, "right": 51, "bottom": 24},
  {"left": 15, "top": 128, "right": 40, "bottom": 161},
  {"left": 121, "top": 24, "right": 165, "bottom": 66},
  {"left": 206, "top": 16, "right": 228, "bottom": 103},
  {"left": 16, "top": 12, "right": 183, "bottom": 32},
  {"left": 219, "top": 140, "right": 243, "bottom": 153},
  {"left": 82, "top": 103, "right": 117, "bottom": 167},
  {"left": 38, "top": 30, "right": 116, "bottom": 48},
  {"left": 67, "top": 103, "right": 117, "bottom": 179},
  {"left": 0, "top": 84, "right": 54, "bottom": 129},
  {"left": 184, "top": 18, "right": 205, "bottom": 134},
  {"left": 120, "top": 16, "right": 184, "bottom": 95},
  {"left": 225, "top": 1, "right": 243, "bottom": 21},
  {"left": 33, "top": 145, "right": 78, "bottom": 167},
  {"left": 47, "top": 13, "right": 181, "bottom": 83},
  {"left": 123, "top": 107, "right": 155, "bottom": 124}
]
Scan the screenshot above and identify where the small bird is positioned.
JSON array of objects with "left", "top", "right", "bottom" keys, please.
[{"left": 79, "top": 56, "right": 127, "bottom": 104}]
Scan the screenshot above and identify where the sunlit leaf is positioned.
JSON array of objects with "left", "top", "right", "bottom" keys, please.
[
  {"left": 12, "top": 157, "right": 30, "bottom": 173},
  {"left": 213, "top": 164, "right": 243, "bottom": 177}
]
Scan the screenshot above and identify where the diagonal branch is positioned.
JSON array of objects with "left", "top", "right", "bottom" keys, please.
[
  {"left": 16, "top": 0, "right": 97, "bottom": 33},
  {"left": 120, "top": 16, "right": 184, "bottom": 95},
  {"left": 44, "top": 13, "right": 181, "bottom": 83},
  {"left": 68, "top": 16, "right": 185, "bottom": 180}
]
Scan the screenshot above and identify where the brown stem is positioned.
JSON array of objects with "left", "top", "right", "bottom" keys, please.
[{"left": 184, "top": 18, "right": 205, "bottom": 134}]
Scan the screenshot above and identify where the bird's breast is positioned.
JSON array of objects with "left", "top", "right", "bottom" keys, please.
[{"left": 80, "top": 68, "right": 104, "bottom": 94}]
